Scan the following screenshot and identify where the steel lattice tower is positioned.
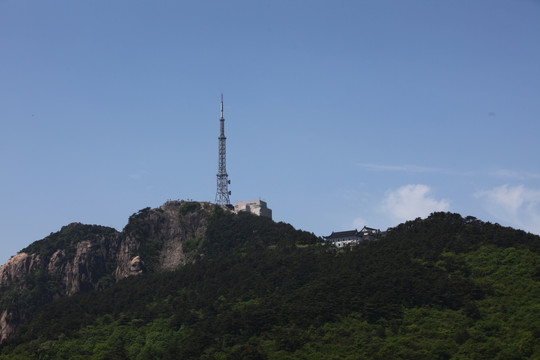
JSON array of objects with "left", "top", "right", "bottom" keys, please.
[{"left": 215, "top": 94, "right": 231, "bottom": 206}]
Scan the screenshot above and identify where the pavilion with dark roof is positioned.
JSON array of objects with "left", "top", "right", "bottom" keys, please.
[{"left": 324, "top": 227, "right": 383, "bottom": 247}]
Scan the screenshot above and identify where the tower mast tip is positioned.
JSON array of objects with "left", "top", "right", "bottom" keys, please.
[{"left": 220, "top": 94, "right": 224, "bottom": 118}]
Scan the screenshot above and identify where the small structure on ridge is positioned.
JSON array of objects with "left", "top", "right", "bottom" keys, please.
[
  {"left": 234, "top": 200, "right": 272, "bottom": 220},
  {"left": 324, "top": 227, "right": 383, "bottom": 247}
]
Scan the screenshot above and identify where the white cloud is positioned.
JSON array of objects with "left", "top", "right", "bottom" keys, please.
[
  {"left": 475, "top": 184, "right": 540, "bottom": 235},
  {"left": 381, "top": 184, "right": 450, "bottom": 223}
]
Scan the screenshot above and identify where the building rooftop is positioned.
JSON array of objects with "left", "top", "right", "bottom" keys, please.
[{"left": 325, "top": 230, "right": 360, "bottom": 240}]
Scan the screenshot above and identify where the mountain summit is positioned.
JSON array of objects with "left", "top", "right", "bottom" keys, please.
[{"left": 0, "top": 201, "right": 217, "bottom": 342}]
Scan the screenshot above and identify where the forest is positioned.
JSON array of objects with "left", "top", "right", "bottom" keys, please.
[{"left": 0, "top": 207, "right": 538, "bottom": 359}]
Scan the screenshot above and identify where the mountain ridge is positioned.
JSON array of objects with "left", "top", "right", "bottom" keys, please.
[
  {"left": 0, "top": 203, "right": 538, "bottom": 358},
  {"left": 0, "top": 200, "right": 216, "bottom": 342}
]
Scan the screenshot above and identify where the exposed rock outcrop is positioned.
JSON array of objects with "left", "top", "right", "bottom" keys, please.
[
  {"left": 158, "top": 201, "right": 207, "bottom": 271},
  {"left": 0, "top": 200, "right": 214, "bottom": 343},
  {"left": 0, "top": 310, "right": 16, "bottom": 343},
  {"left": 0, "top": 253, "right": 41, "bottom": 286},
  {"left": 114, "top": 236, "right": 143, "bottom": 280}
]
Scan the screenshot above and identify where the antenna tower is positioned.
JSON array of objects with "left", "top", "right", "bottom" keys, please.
[{"left": 215, "top": 94, "right": 231, "bottom": 206}]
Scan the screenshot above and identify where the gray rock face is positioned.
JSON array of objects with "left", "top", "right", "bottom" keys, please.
[
  {"left": 114, "top": 234, "right": 142, "bottom": 280},
  {"left": 0, "top": 200, "right": 212, "bottom": 343},
  {"left": 0, "top": 253, "right": 41, "bottom": 286},
  {"left": 0, "top": 310, "right": 15, "bottom": 343},
  {"left": 158, "top": 201, "right": 207, "bottom": 271},
  {"left": 0, "top": 253, "right": 41, "bottom": 341}
]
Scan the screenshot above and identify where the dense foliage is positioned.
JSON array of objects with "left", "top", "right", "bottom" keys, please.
[
  {"left": 1, "top": 211, "right": 538, "bottom": 359},
  {"left": 20, "top": 223, "right": 118, "bottom": 259}
]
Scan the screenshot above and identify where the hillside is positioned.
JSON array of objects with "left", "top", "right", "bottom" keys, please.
[
  {"left": 0, "top": 201, "right": 213, "bottom": 342},
  {"left": 0, "top": 205, "right": 539, "bottom": 359}
]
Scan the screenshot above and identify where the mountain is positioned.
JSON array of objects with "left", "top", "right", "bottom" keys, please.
[
  {"left": 0, "top": 203, "right": 538, "bottom": 359},
  {"left": 0, "top": 201, "right": 211, "bottom": 342}
]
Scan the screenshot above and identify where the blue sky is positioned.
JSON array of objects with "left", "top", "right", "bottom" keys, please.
[{"left": 1, "top": 1, "right": 539, "bottom": 265}]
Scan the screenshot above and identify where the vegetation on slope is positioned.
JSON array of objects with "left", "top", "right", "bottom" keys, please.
[
  {"left": 20, "top": 223, "right": 118, "bottom": 260},
  {"left": 0, "top": 201, "right": 209, "bottom": 336},
  {"left": 1, "top": 210, "right": 538, "bottom": 359}
]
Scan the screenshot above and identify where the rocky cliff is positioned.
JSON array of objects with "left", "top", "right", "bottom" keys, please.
[{"left": 0, "top": 200, "right": 214, "bottom": 343}]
